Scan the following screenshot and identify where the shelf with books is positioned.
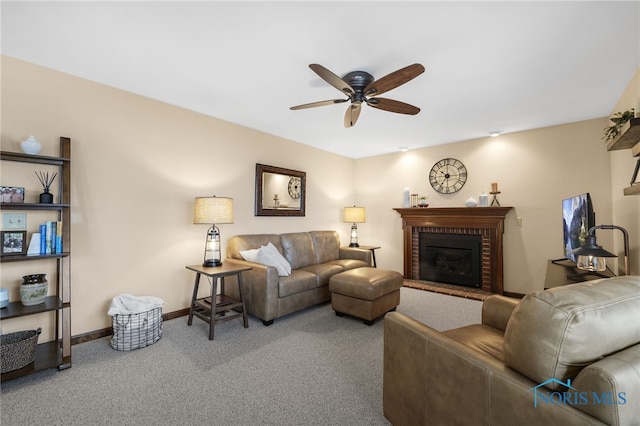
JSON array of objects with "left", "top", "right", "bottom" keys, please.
[
  {"left": 0, "top": 252, "right": 70, "bottom": 263},
  {"left": 0, "top": 203, "right": 71, "bottom": 210},
  {"left": 0, "top": 136, "right": 72, "bottom": 381}
]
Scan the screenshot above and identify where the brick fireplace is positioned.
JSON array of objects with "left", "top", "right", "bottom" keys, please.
[{"left": 394, "top": 207, "right": 513, "bottom": 294}]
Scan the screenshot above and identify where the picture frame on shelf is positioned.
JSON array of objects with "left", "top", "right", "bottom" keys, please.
[
  {"left": 0, "top": 186, "right": 25, "bottom": 203},
  {"left": 1, "top": 230, "right": 28, "bottom": 255},
  {"left": 2, "top": 213, "right": 27, "bottom": 230}
]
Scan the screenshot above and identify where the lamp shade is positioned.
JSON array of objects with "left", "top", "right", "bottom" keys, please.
[
  {"left": 343, "top": 206, "right": 366, "bottom": 223},
  {"left": 568, "top": 235, "right": 616, "bottom": 258},
  {"left": 194, "top": 196, "right": 234, "bottom": 224}
]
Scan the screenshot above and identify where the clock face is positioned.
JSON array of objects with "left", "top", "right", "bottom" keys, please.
[
  {"left": 429, "top": 158, "right": 468, "bottom": 194},
  {"left": 288, "top": 177, "right": 301, "bottom": 199}
]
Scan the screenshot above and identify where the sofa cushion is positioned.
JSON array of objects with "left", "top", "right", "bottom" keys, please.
[
  {"left": 278, "top": 270, "right": 317, "bottom": 297},
  {"left": 328, "top": 259, "right": 370, "bottom": 271},
  {"left": 280, "top": 232, "right": 317, "bottom": 269},
  {"left": 257, "top": 242, "right": 292, "bottom": 276},
  {"left": 504, "top": 276, "right": 640, "bottom": 391},
  {"left": 299, "top": 263, "right": 344, "bottom": 287},
  {"left": 310, "top": 231, "right": 340, "bottom": 264},
  {"left": 443, "top": 325, "right": 505, "bottom": 363}
]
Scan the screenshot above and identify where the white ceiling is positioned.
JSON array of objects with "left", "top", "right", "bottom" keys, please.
[{"left": 2, "top": 1, "right": 639, "bottom": 159}]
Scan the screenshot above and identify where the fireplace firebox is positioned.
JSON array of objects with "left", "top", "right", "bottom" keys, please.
[
  {"left": 394, "top": 207, "right": 513, "bottom": 294},
  {"left": 419, "top": 233, "right": 482, "bottom": 288}
]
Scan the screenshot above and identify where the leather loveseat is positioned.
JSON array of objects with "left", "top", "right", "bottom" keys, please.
[
  {"left": 224, "top": 231, "right": 371, "bottom": 325},
  {"left": 383, "top": 275, "right": 640, "bottom": 425}
]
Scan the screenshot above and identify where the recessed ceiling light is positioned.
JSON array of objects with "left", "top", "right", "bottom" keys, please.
[
  {"left": 399, "top": 147, "right": 409, "bottom": 152},
  {"left": 489, "top": 131, "right": 502, "bottom": 137}
]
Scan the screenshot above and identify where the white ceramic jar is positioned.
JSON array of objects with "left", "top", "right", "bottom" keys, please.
[{"left": 20, "top": 135, "right": 42, "bottom": 155}]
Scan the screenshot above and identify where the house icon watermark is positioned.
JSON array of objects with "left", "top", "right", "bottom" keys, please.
[{"left": 530, "top": 378, "right": 627, "bottom": 408}]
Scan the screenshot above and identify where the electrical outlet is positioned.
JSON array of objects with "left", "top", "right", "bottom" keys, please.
[{"left": 516, "top": 217, "right": 523, "bottom": 227}]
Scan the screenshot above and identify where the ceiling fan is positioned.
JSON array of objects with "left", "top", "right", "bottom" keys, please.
[{"left": 290, "top": 63, "right": 425, "bottom": 127}]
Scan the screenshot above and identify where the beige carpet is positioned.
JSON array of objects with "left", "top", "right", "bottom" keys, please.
[{"left": 1, "top": 287, "right": 482, "bottom": 426}]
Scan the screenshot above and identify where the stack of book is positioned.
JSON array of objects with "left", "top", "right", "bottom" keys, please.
[{"left": 39, "top": 221, "right": 62, "bottom": 254}]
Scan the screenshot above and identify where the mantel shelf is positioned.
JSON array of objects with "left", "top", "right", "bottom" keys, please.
[{"left": 393, "top": 207, "right": 513, "bottom": 217}]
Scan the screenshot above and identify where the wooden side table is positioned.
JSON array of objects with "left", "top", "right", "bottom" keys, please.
[
  {"left": 344, "top": 245, "right": 381, "bottom": 267},
  {"left": 186, "top": 264, "right": 251, "bottom": 340}
]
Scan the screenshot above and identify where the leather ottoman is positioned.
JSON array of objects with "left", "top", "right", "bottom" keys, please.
[{"left": 329, "top": 267, "right": 403, "bottom": 325}]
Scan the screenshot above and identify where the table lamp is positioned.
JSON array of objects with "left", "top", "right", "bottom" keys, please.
[
  {"left": 194, "top": 196, "right": 234, "bottom": 267},
  {"left": 343, "top": 206, "right": 366, "bottom": 247}
]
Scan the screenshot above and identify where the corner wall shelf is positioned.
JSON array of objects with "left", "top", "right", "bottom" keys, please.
[
  {"left": 606, "top": 117, "right": 640, "bottom": 151},
  {"left": 623, "top": 184, "right": 640, "bottom": 196},
  {"left": 605, "top": 117, "right": 640, "bottom": 196}
]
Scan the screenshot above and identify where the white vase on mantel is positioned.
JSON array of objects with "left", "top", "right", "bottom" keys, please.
[
  {"left": 403, "top": 187, "right": 411, "bottom": 207},
  {"left": 465, "top": 197, "right": 478, "bottom": 207},
  {"left": 20, "top": 135, "right": 42, "bottom": 155}
]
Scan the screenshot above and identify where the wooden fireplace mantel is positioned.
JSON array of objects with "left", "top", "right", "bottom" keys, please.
[{"left": 394, "top": 207, "right": 513, "bottom": 294}]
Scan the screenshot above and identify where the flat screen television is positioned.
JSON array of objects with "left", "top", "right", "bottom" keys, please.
[{"left": 562, "top": 193, "right": 595, "bottom": 263}]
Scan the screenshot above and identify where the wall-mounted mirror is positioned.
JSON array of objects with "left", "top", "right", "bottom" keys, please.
[{"left": 255, "top": 163, "right": 306, "bottom": 216}]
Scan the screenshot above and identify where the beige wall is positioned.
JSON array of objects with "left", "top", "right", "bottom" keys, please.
[
  {"left": 0, "top": 56, "right": 356, "bottom": 338},
  {"left": 1, "top": 56, "right": 638, "bottom": 338},
  {"left": 354, "top": 119, "right": 618, "bottom": 294}
]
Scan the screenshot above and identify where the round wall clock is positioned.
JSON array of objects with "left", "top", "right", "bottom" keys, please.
[
  {"left": 288, "top": 177, "right": 301, "bottom": 199},
  {"left": 429, "top": 158, "right": 468, "bottom": 194}
]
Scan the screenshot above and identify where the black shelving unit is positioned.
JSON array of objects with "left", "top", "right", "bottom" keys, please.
[{"left": 1, "top": 137, "right": 72, "bottom": 380}]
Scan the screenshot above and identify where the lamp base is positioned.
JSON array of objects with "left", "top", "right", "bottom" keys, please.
[
  {"left": 349, "top": 243, "right": 359, "bottom": 248},
  {"left": 203, "top": 259, "right": 222, "bottom": 267}
]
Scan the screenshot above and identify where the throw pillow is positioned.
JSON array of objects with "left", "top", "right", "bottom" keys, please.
[
  {"left": 257, "top": 242, "right": 292, "bottom": 276},
  {"left": 239, "top": 248, "right": 260, "bottom": 263}
]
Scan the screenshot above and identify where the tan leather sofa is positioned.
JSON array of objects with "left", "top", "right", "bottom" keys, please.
[
  {"left": 384, "top": 275, "right": 640, "bottom": 425},
  {"left": 224, "top": 230, "right": 371, "bottom": 325}
]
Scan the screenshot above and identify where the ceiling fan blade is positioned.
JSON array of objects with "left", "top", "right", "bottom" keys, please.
[
  {"left": 290, "top": 98, "right": 348, "bottom": 110},
  {"left": 366, "top": 98, "right": 420, "bottom": 115},
  {"left": 344, "top": 103, "right": 362, "bottom": 127},
  {"left": 309, "top": 64, "right": 354, "bottom": 95},
  {"left": 364, "top": 63, "right": 425, "bottom": 96}
]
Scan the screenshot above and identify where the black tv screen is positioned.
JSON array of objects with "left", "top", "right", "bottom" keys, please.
[{"left": 562, "top": 193, "right": 595, "bottom": 263}]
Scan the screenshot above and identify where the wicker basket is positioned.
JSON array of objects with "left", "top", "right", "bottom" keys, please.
[
  {"left": 111, "top": 306, "right": 163, "bottom": 351},
  {"left": 1, "top": 328, "right": 41, "bottom": 374}
]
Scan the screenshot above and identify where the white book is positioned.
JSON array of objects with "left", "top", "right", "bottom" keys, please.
[{"left": 27, "top": 232, "right": 41, "bottom": 255}]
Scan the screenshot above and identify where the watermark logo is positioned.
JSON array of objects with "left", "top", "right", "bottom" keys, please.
[{"left": 530, "top": 378, "right": 627, "bottom": 408}]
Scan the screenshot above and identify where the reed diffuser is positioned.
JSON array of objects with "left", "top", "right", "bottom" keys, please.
[{"left": 35, "top": 171, "right": 57, "bottom": 203}]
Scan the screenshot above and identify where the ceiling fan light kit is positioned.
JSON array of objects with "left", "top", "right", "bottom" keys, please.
[{"left": 290, "top": 63, "right": 425, "bottom": 127}]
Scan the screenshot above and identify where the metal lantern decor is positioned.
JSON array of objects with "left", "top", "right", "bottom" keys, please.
[
  {"left": 569, "top": 225, "right": 630, "bottom": 276},
  {"left": 193, "top": 196, "right": 234, "bottom": 267}
]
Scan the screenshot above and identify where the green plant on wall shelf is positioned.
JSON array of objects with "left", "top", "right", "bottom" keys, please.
[{"left": 602, "top": 109, "right": 635, "bottom": 141}]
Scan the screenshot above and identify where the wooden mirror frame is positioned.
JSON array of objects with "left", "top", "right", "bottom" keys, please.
[{"left": 255, "top": 163, "right": 306, "bottom": 216}]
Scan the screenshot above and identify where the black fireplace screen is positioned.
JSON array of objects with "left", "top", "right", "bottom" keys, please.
[{"left": 419, "top": 233, "right": 482, "bottom": 288}]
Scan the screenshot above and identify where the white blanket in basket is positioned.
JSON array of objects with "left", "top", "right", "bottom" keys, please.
[{"left": 108, "top": 294, "right": 165, "bottom": 316}]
